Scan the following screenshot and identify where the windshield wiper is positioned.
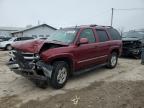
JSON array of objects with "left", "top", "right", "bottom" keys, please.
[{"left": 52, "top": 40, "right": 62, "bottom": 42}]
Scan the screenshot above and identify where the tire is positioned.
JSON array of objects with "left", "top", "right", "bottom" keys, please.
[
  {"left": 50, "top": 61, "right": 69, "bottom": 89},
  {"left": 107, "top": 52, "right": 118, "bottom": 68},
  {"left": 6, "top": 44, "right": 12, "bottom": 50}
]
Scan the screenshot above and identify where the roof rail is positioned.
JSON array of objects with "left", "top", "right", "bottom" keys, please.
[
  {"left": 90, "top": 24, "right": 112, "bottom": 28},
  {"left": 90, "top": 24, "right": 98, "bottom": 27}
]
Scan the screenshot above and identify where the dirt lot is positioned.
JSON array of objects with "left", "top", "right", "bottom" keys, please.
[{"left": 0, "top": 51, "right": 144, "bottom": 108}]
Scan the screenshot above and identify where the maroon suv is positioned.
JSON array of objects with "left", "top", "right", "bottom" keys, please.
[{"left": 7, "top": 25, "right": 122, "bottom": 89}]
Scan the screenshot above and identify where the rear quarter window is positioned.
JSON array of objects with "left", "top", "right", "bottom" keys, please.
[{"left": 108, "top": 28, "right": 121, "bottom": 40}]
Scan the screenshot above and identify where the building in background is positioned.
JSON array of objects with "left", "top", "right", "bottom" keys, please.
[
  {"left": 0, "top": 27, "right": 24, "bottom": 37},
  {"left": 11, "top": 24, "right": 57, "bottom": 38},
  {"left": 138, "top": 29, "right": 144, "bottom": 32}
]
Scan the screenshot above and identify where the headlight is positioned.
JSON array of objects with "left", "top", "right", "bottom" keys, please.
[
  {"left": 34, "top": 54, "right": 40, "bottom": 59},
  {"left": 133, "top": 49, "right": 139, "bottom": 52},
  {"left": 130, "top": 49, "right": 140, "bottom": 54}
]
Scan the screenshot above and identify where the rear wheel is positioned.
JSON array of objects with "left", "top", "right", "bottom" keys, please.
[
  {"left": 50, "top": 61, "right": 69, "bottom": 89},
  {"left": 6, "top": 44, "right": 12, "bottom": 50},
  {"left": 107, "top": 52, "right": 118, "bottom": 68}
]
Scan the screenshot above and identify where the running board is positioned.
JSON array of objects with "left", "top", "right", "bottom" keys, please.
[{"left": 73, "top": 63, "right": 107, "bottom": 76}]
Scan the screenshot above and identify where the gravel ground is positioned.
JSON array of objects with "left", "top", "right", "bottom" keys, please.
[{"left": 0, "top": 51, "right": 144, "bottom": 108}]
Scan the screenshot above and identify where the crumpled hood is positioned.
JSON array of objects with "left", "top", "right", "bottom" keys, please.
[
  {"left": 122, "top": 37, "right": 141, "bottom": 41},
  {"left": 11, "top": 39, "right": 68, "bottom": 53},
  {"left": 11, "top": 39, "right": 45, "bottom": 53}
]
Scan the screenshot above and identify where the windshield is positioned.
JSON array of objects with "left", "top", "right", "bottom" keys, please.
[
  {"left": 47, "top": 28, "right": 77, "bottom": 44},
  {"left": 9, "top": 37, "right": 16, "bottom": 41},
  {"left": 5, "top": 37, "right": 11, "bottom": 41},
  {"left": 123, "top": 31, "right": 144, "bottom": 38}
]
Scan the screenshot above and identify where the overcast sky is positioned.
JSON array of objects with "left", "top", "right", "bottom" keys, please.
[{"left": 0, "top": 0, "right": 144, "bottom": 31}]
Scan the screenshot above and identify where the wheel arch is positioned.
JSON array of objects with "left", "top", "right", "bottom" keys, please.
[
  {"left": 111, "top": 48, "right": 120, "bottom": 56},
  {"left": 50, "top": 56, "right": 74, "bottom": 74},
  {"left": 5, "top": 44, "right": 11, "bottom": 49}
]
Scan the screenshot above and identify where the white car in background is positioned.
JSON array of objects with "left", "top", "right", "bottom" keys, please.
[
  {"left": 0, "top": 37, "right": 34, "bottom": 50},
  {"left": 32, "top": 35, "right": 50, "bottom": 40}
]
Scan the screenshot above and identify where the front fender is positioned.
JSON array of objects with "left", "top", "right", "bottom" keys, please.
[
  {"left": 109, "top": 45, "right": 122, "bottom": 56},
  {"left": 41, "top": 52, "right": 75, "bottom": 69},
  {"left": 47, "top": 53, "right": 74, "bottom": 63}
]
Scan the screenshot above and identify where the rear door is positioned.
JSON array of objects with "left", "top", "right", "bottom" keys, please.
[{"left": 95, "top": 29, "right": 111, "bottom": 63}]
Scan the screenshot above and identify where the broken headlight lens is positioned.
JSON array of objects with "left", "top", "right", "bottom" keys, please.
[{"left": 34, "top": 53, "right": 40, "bottom": 60}]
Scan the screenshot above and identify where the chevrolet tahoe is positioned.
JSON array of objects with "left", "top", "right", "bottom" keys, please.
[{"left": 7, "top": 25, "right": 122, "bottom": 89}]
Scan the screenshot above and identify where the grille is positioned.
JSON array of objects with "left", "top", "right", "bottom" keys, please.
[
  {"left": 9, "top": 50, "right": 35, "bottom": 61},
  {"left": 123, "top": 41, "right": 133, "bottom": 48}
]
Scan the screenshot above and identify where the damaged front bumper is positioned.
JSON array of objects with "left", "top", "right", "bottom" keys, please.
[
  {"left": 7, "top": 51, "right": 53, "bottom": 81},
  {"left": 122, "top": 47, "right": 141, "bottom": 56}
]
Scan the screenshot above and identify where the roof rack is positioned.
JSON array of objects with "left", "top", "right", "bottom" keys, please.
[
  {"left": 89, "top": 24, "right": 98, "bottom": 27},
  {"left": 90, "top": 24, "right": 112, "bottom": 28}
]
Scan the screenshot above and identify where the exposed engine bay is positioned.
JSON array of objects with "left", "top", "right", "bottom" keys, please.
[
  {"left": 122, "top": 40, "right": 144, "bottom": 58},
  {"left": 39, "top": 43, "right": 66, "bottom": 53}
]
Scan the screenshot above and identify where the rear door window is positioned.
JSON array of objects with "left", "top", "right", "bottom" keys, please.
[{"left": 96, "top": 29, "right": 109, "bottom": 42}]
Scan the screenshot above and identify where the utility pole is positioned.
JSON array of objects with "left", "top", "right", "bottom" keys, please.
[
  {"left": 38, "top": 20, "right": 40, "bottom": 25},
  {"left": 111, "top": 8, "right": 114, "bottom": 27}
]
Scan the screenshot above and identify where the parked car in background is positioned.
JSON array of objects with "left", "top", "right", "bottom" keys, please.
[
  {"left": 122, "top": 30, "right": 144, "bottom": 58},
  {"left": 0, "top": 36, "right": 34, "bottom": 50},
  {"left": 32, "top": 35, "right": 49, "bottom": 40},
  {"left": 0, "top": 37, "right": 11, "bottom": 42},
  {"left": 7, "top": 25, "right": 122, "bottom": 89}
]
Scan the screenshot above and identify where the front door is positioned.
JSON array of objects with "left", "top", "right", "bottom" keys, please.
[{"left": 74, "top": 28, "right": 98, "bottom": 70}]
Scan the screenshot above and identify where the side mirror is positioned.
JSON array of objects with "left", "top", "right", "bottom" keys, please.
[{"left": 79, "top": 38, "right": 88, "bottom": 44}]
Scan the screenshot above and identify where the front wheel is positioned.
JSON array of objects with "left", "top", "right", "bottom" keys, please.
[
  {"left": 50, "top": 61, "right": 69, "bottom": 89},
  {"left": 107, "top": 52, "right": 118, "bottom": 68}
]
